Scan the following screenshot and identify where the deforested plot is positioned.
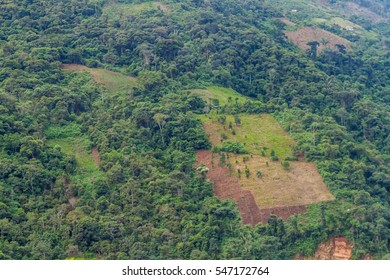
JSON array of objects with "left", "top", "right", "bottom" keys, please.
[
  {"left": 285, "top": 26, "right": 351, "bottom": 53},
  {"left": 196, "top": 110, "right": 334, "bottom": 224}
]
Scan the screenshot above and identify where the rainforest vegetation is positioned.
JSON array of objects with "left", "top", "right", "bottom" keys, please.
[{"left": 0, "top": 0, "right": 389, "bottom": 259}]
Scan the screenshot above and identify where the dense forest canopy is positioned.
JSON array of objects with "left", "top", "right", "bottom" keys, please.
[{"left": 0, "top": 0, "right": 389, "bottom": 259}]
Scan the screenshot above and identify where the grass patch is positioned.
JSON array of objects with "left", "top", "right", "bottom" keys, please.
[
  {"left": 312, "top": 18, "right": 328, "bottom": 24},
  {"left": 87, "top": 68, "right": 137, "bottom": 94},
  {"left": 329, "top": 17, "right": 363, "bottom": 30},
  {"left": 191, "top": 86, "right": 248, "bottom": 106},
  {"left": 47, "top": 137, "right": 102, "bottom": 184},
  {"left": 61, "top": 64, "right": 137, "bottom": 94},
  {"left": 199, "top": 114, "right": 295, "bottom": 159}
]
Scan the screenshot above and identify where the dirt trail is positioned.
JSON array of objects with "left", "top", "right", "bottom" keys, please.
[{"left": 92, "top": 146, "right": 100, "bottom": 166}]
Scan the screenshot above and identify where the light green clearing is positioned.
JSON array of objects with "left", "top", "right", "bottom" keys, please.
[
  {"left": 312, "top": 18, "right": 328, "bottom": 24},
  {"left": 199, "top": 114, "right": 295, "bottom": 159},
  {"left": 62, "top": 64, "right": 137, "bottom": 94},
  {"left": 87, "top": 67, "right": 137, "bottom": 94},
  {"left": 192, "top": 86, "right": 248, "bottom": 106},
  {"left": 47, "top": 136, "right": 102, "bottom": 184},
  {"left": 313, "top": 17, "right": 364, "bottom": 31}
]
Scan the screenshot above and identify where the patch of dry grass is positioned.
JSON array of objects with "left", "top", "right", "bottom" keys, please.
[{"left": 225, "top": 154, "right": 334, "bottom": 209}]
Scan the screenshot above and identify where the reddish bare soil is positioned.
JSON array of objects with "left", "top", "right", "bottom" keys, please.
[
  {"left": 91, "top": 146, "right": 100, "bottom": 166},
  {"left": 314, "top": 237, "right": 353, "bottom": 260},
  {"left": 196, "top": 150, "right": 308, "bottom": 225},
  {"left": 285, "top": 26, "right": 351, "bottom": 53},
  {"left": 196, "top": 150, "right": 260, "bottom": 225}
]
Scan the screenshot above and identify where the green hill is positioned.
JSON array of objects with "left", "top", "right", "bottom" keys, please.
[{"left": 0, "top": 0, "right": 389, "bottom": 261}]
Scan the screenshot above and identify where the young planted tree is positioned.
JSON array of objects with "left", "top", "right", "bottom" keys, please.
[
  {"left": 307, "top": 41, "right": 320, "bottom": 59},
  {"left": 153, "top": 113, "right": 168, "bottom": 145}
]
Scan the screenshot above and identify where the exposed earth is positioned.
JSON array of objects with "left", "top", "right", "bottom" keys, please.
[{"left": 285, "top": 26, "right": 351, "bottom": 53}]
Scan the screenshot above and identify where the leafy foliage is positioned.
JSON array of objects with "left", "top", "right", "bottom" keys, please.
[{"left": 0, "top": 0, "right": 389, "bottom": 260}]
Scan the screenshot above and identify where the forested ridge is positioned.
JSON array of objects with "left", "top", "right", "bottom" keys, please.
[{"left": 0, "top": 0, "right": 389, "bottom": 259}]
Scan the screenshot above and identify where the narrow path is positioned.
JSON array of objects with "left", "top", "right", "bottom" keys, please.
[{"left": 92, "top": 146, "right": 100, "bottom": 166}]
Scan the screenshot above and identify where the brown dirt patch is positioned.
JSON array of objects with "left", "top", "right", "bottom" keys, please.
[
  {"left": 285, "top": 26, "right": 351, "bottom": 53},
  {"left": 196, "top": 150, "right": 310, "bottom": 225},
  {"left": 314, "top": 237, "right": 353, "bottom": 260},
  {"left": 196, "top": 150, "right": 261, "bottom": 225},
  {"left": 91, "top": 146, "right": 100, "bottom": 167}
]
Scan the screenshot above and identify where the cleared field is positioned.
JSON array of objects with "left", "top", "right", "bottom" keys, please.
[
  {"left": 229, "top": 154, "right": 334, "bottom": 209},
  {"left": 103, "top": 1, "right": 169, "bottom": 19},
  {"left": 313, "top": 17, "right": 364, "bottom": 32},
  {"left": 198, "top": 114, "right": 295, "bottom": 159},
  {"left": 47, "top": 137, "right": 99, "bottom": 173},
  {"left": 191, "top": 86, "right": 247, "bottom": 106},
  {"left": 196, "top": 109, "right": 334, "bottom": 224},
  {"left": 47, "top": 135, "right": 102, "bottom": 208},
  {"left": 285, "top": 26, "right": 351, "bottom": 53},
  {"left": 197, "top": 150, "right": 315, "bottom": 224},
  {"left": 329, "top": 17, "right": 362, "bottom": 30},
  {"left": 61, "top": 64, "right": 137, "bottom": 94}
]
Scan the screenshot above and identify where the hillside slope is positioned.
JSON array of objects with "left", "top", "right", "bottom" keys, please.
[{"left": 0, "top": 0, "right": 389, "bottom": 260}]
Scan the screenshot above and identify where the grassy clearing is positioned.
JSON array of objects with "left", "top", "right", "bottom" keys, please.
[
  {"left": 47, "top": 137, "right": 100, "bottom": 179},
  {"left": 191, "top": 86, "right": 248, "bottom": 106},
  {"left": 312, "top": 17, "right": 366, "bottom": 35},
  {"left": 195, "top": 86, "right": 334, "bottom": 215},
  {"left": 45, "top": 123, "right": 103, "bottom": 185},
  {"left": 312, "top": 17, "right": 363, "bottom": 30},
  {"left": 199, "top": 114, "right": 295, "bottom": 159},
  {"left": 329, "top": 17, "right": 363, "bottom": 30},
  {"left": 47, "top": 136, "right": 103, "bottom": 186},
  {"left": 86, "top": 68, "right": 137, "bottom": 94},
  {"left": 61, "top": 64, "right": 137, "bottom": 94}
]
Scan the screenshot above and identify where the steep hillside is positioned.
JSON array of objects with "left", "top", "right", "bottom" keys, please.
[{"left": 0, "top": 0, "right": 389, "bottom": 260}]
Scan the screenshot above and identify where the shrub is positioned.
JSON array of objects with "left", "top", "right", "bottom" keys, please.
[
  {"left": 220, "top": 141, "right": 248, "bottom": 154},
  {"left": 282, "top": 161, "right": 290, "bottom": 170}
]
